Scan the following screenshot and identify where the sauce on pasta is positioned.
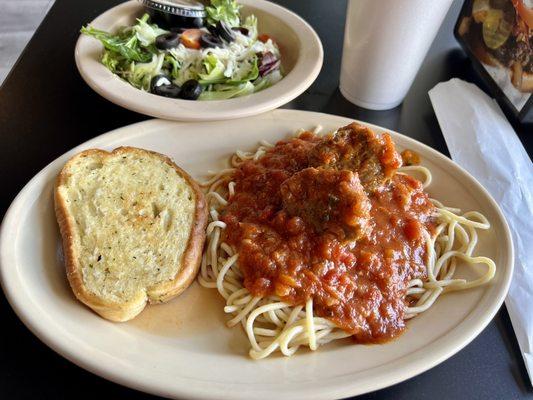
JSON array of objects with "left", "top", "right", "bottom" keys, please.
[{"left": 222, "top": 124, "right": 437, "bottom": 342}]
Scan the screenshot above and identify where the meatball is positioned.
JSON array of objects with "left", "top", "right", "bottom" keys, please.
[
  {"left": 280, "top": 167, "right": 372, "bottom": 240},
  {"left": 309, "top": 123, "right": 402, "bottom": 192}
]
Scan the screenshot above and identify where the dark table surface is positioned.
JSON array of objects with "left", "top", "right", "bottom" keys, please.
[{"left": 1, "top": 0, "right": 532, "bottom": 399}]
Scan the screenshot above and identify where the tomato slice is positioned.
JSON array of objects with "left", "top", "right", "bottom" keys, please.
[
  {"left": 180, "top": 29, "right": 203, "bottom": 50},
  {"left": 258, "top": 34, "right": 274, "bottom": 43}
]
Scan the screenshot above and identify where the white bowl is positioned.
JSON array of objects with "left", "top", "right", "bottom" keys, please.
[{"left": 75, "top": 0, "right": 323, "bottom": 121}]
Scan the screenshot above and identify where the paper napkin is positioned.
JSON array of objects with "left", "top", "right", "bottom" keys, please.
[{"left": 428, "top": 78, "right": 533, "bottom": 386}]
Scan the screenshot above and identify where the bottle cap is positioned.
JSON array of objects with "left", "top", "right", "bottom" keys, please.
[{"left": 139, "top": 0, "right": 206, "bottom": 18}]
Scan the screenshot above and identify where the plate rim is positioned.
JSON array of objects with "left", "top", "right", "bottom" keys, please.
[
  {"left": 0, "top": 110, "right": 514, "bottom": 400},
  {"left": 74, "top": 0, "right": 324, "bottom": 122}
]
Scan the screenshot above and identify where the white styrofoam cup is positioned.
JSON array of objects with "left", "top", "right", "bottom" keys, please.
[{"left": 340, "top": 0, "right": 454, "bottom": 110}]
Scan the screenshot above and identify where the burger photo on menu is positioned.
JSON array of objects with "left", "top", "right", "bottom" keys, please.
[{"left": 456, "top": 0, "right": 532, "bottom": 114}]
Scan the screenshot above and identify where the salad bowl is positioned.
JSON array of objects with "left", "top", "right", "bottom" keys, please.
[{"left": 75, "top": 0, "right": 323, "bottom": 121}]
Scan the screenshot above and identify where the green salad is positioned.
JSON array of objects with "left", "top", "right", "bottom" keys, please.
[{"left": 81, "top": 0, "right": 282, "bottom": 100}]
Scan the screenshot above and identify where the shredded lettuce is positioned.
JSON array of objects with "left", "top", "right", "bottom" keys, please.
[
  {"left": 242, "top": 15, "right": 258, "bottom": 40},
  {"left": 252, "top": 70, "right": 283, "bottom": 92},
  {"left": 127, "top": 53, "right": 165, "bottom": 90},
  {"left": 198, "top": 54, "right": 226, "bottom": 84},
  {"left": 164, "top": 53, "right": 180, "bottom": 79},
  {"left": 206, "top": 0, "right": 241, "bottom": 27},
  {"left": 228, "top": 56, "right": 258, "bottom": 84},
  {"left": 101, "top": 51, "right": 122, "bottom": 72},
  {"left": 80, "top": 25, "right": 152, "bottom": 63},
  {"left": 133, "top": 14, "right": 167, "bottom": 46},
  {"left": 81, "top": 7, "right": 282, "bottom": 100},
  {"left": 199, "top": 81, "right": 254, "bottom": 100}
]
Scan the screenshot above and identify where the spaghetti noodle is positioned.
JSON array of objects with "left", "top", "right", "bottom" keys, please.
[{"left": 198, "top": 126, "right": 496, "bottom": 359}]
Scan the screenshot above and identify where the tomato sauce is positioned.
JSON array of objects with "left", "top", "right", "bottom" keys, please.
[{"left": 222, "top": 129, "right": 436, "bottom": 342}]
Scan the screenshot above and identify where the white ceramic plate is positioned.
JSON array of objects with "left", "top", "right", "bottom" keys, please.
[
  {"left": 75, "top": 0, "right": 323, "bottom": 121},
  {"left": 0, "top": 110, "right": 513, "bottom": 400}
]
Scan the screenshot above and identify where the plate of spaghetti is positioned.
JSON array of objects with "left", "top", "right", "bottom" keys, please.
[{"left": 0, "top": 110, "right": 513, "bottom": 400}]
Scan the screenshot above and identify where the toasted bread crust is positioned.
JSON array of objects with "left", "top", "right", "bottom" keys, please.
[{"left": 54, "top": 147, "right": 208, "bottom": 321}]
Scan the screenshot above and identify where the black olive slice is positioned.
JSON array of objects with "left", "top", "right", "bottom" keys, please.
[
  {"left": 179, "top": 79, "right": 202, "bottom": 100},
  {"left": 155, "top": 32, "right": 180, "bottom": 50},
  {"left": 216, "top": 21, "right": 236, "bottom": 42},
  {"left": 232, "top": 27, "right": 249, "bottom": 36},
  {"left": 153, "top": 84, "right": 181, "bottom": 98},
  {"left": 150, "top": 74, "right": 172, "bottom": 93},
  {"left": 150, "top": 75, "right": 180, "bottom": 98},
  {"left": 200, "top": 33, "right": 223, "bottom": 48}
]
